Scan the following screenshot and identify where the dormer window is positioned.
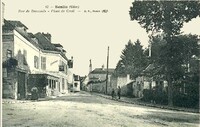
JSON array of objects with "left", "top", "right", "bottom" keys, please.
[{"left": 32, "top": 38, "right": 38, "bottom": 44}]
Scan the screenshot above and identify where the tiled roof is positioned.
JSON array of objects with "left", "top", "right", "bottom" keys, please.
[
  {"left": 6, "top": 20, "right": 28, "bottom": 29},
  {"left": 34, "top": 32, "right": 68, "bottom": 61},
  {"left": 90, "top": 68, "right": 115, "bottom": 74},
  {"left": 142, "top": 63, "right": 164, "bottom": 78},
  {"left": 3, "top": 20, "right": 40, "bottom": 49},
  {"left": 28, "top": 33, "right": 35, "bottom": 38},
  {"left": 34, "top": 32, "right": 59, "bottom": 51},
  {"left": 53, "top": 43, "right": 63, "bottom": 48},
  {"left": 3, "top": 19, "right": 15, "bottom": 30},
  {"left": 3, "top": 19, "right": 69, "bottom": 61}
]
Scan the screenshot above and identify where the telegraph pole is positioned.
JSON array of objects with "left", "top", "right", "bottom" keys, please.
[{"left": 105, "top": 46, "right": 109, "bottom": 94}]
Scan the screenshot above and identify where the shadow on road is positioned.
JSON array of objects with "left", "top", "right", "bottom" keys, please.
[
  {"left": 145, "top": 110, "right": 200, "bottom": 124},
  {"left": 43, "top": 91, "right": 128, "bottom": 106}
]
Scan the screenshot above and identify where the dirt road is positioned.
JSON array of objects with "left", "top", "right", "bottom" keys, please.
[{"left": 2, "top": 91, "right": 199, "bottom": 127}]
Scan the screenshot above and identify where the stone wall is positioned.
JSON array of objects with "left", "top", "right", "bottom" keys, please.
[
  {"left": 2, "top": 35, "right": 14, "bottom": 62},
  {"left": 2, "top": 68, "right": 18, "bottom": 99}
]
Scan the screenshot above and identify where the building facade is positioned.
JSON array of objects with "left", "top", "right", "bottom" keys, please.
[
  {"left": 109, "top": 74, "right": 136, "bottom": 96},
  {"left": 87, "top": 66, "right": 115, "bottom": 94},
  {"left": 2, "top": 20, "right": 73, "bottom": 99},
  {"left": 70, "top": 74, "right": 80, "bottom": 92}
]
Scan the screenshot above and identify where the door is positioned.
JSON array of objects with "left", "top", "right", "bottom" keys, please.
[{"left": 17, "top": 72, "right": 26, "bottom": 99}]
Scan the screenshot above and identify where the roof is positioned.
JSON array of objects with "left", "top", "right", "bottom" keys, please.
[
  {"left": 62, "top": 49, "right": 66, "bottom": 52},
  {"left": 80, "top": 76, "right": 87, "bottom": 82},
  {"left": 143, "top": 64, "right": 155, "bottom": 73},
  {"left": 35, "top": 33, "right": 68, "bottom": 60},
  {"left": 90, "top": 68, "right": 115, "bottom": 75},
  {"left": 16, "top": 30, "right": 40, "bottom": 49},
  {"left": 126, "top": 80, "right": 135, "bottom": 86},
  {"left": 3, "top": 20, "right": 40, "bottom": 49},
  {"left": 3, "top": 20, "right": 69, "bottom": 61},
  {"left": 142, "top": 63, "right": 164, "bottom": 78},
  {"left": 3, "top": 19, "right": 15, "bottom": 30},
  {"left": 35, "top": 32, "right": 59, "bottom": 51},
  {"left": 28, "top": 32, "right": 35, "bottom": 38},
  {"left": 6, "top": 20, "right": 28, "bottom": 29},
  {"left": 53, "top": 43, "right": 63, "bottom": 48}
]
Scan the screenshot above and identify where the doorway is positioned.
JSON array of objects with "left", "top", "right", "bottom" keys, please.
[{"left": 17, "top": 72, "right": 26, "bottom": 99}]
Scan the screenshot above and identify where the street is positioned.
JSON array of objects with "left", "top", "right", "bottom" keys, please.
[{"left": 2, "top": 91, "right": 200, "bottom": 127}]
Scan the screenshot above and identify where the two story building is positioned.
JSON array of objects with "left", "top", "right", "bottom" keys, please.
[
  {"left": 88, "top": 65, "right": 115, "bottom": 94},
  {"left": 2, "top": 19, "right": 73, "bottom": 99}
]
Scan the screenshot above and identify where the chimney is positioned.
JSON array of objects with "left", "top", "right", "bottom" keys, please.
[
  {"left": 43, "top": 33, "right": 51, "bottom": 42},
  {"left": 68, "top": 56, "right": 73, "bottom": 68},
  {"left": 62, "top": 49, "right": 66, "bottom": 55}
]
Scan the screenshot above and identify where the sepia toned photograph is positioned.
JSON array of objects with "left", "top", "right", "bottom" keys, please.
[{"left": 1, "top": 0, "right": 200, "bottom": 127}]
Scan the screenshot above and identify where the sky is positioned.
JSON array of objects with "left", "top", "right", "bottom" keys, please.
[{"left": 2, "top": 0, "right": 200, "bottom": 76}]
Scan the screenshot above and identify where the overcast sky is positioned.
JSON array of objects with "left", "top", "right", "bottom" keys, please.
[{"left": 2, "top": 0, "right": 200, "bottom": 76}]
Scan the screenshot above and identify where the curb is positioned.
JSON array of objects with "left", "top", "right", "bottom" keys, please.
[{"left": 94, "top": 93, "right": 199, "bottom": 113}]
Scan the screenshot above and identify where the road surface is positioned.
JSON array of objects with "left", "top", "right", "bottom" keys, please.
[{"left": 2, "top": 91, "right": 200, "bottom": 127}]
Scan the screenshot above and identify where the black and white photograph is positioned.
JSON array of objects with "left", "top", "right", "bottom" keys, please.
[{"left": 1, "top": 0, "right": 200, "bottom": 127}]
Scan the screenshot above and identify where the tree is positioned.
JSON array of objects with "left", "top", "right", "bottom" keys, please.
[
  {"left": 120, "top": 40, "right": 135, "bottom": 67},
  {"left": 130, "top": 1, "right": 200, "bottom": 106},
  {"left": 150, "top": 34, "right": 199, "bottom": 80},
  {"left": 115, "top": 40, "right": 148, "bottom": 78},
  {"left": 115, "top": 40, "right": 134, "bottom": 77}
]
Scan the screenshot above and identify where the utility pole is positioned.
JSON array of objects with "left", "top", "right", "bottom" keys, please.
[{"left": 105, "top": 46, "right": 109, "bottom": 94}]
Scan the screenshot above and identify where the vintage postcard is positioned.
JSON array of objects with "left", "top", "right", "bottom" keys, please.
[{"left": 1, "top": 0, "right": 200, "bottom": 127}]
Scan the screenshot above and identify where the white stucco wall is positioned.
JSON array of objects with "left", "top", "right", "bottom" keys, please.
[
  {"left": 73, "top": 81, "right": 80, "bottom": 92},
  {"left": 43, "top": 52, "right": 69, "bottom": 94},
  {"left": 117, "top": 76, "right": 128, "bottom": 88},
  {"left": 67, "top": 69, "right": 74, "bottom": 84},
  {"left": 41, "top": 53, "right": 60, "bottom": 72},
  {"left": 13, "top": 29, "right": 69, "bottom": 95},
  {"left": 14, "top": 30, "right": 40, "bottom": 73},
  {"left": 144, "top": 81, "right": 150, "bottom": 89}
]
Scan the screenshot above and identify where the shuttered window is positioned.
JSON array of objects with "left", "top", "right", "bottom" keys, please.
[{"left": 41, "top": 56, "right": 46, "bottom": 70}]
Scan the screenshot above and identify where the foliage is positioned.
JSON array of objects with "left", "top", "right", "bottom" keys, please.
[
  {"left": 130, "top": 1, "right": 200, "bottom": 106},
  {"left": 142, "top": 89, "right": 168, "bottom": 105},
  {"left": 130, "top": 1, "right": 200, "bottom": 35},
  {"left": 115, "top": 40, "right": 148, "bottom": 78},
  {"left": 142, "top": 34, "right": 199, "bottom": 107},
  {"left": 153, "top": 34, "right": 199, "bottom": 80}
]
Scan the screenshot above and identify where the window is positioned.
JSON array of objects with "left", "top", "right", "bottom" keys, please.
[
  {"left": 41, "top": 56, "right": 46, "bottom": 70},
  {"left": 74, "top": 83, "right": 78, "bottom": 87},
  {"left": 34, "top": 56, "right": 39, "bottom": 69},
  {"left": 59, "top": 61, "right": 67, "bottom": 72},
  {"left": 49, "top": 80, "right": 51, "bottom": 88},
  {"left": 7, "top": 49, "right": 12, "bottom": 58},
  {"left": 53, "top": 80, "right": 56, "bottom": 89},
  {"left": 62, "top": 78, "right": 65, "bottom": 90},
  {"left": 49, "top": 80, "right": 56, "bottom": 89}
]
